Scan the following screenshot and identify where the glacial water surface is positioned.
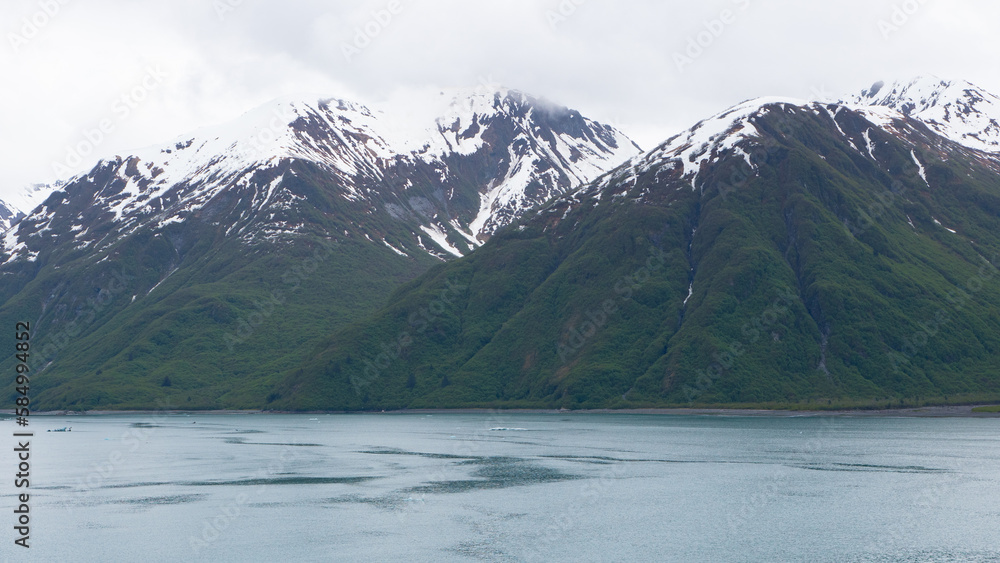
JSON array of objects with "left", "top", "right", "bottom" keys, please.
[{"left": 1, "top": 412, "right": 998, "bottom": 562}]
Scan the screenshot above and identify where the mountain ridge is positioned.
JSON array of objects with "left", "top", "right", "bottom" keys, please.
[
  {"left": 5, "top": 78, "right": 1000, "bottom": 411},
  {"left": 2, "top": 88, "right": 638, "bottom": 258},
  {"left": 848, "top": 76, "right": 1000, "bottom": 154},
  {"left": 0, "top": 88, "right": 640, "bottom": 410},
  {"left": 271, "top": 81, "right": 1000, "bottom": 411}
]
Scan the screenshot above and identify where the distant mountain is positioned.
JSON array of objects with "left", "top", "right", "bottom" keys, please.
[
  {"left": 0, "top": 183, "right": 61, "bottom": 228},
  {"left": 1, "top": 183, "right": 61, "bottom": 233},
  {"left": 3, "top": 90, "right": 637, "bottom": 263},
  {"left": 0, "top": 199, "right": 20, "bottom": 232},
  {"left": 850, "top": 76, "right": 1000, "bottom": 153},
  {"left": 0, "top": 89, "right": 639, "bottom": 410},
  {"left": 275, "top": 81, "right": 1000, "bottom": 411}
]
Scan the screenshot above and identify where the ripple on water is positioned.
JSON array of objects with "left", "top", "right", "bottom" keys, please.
[
  {"left": 407, "top": 456, "right": 579, "bottom": 494},
  {"left": 792, "top": 463, "right": 948, "bottom": 473},
  {"left": 323, "top": 494, "right": 412, "bottom": 510},
  {"left": 112, "top": 494, "right": 207, "bottom": 506},
  {"left": 843, "top": 549, "right": 1000, "bottom": 562},
  {"left": 185, "top": 476, "right": 379, "bottom": 486},
  {"left": 223, "top": 437, "right": 324, "bottom": 446},
  {"left": 448, "top": 541, "right": 519, "bottom": 562},
  {"left": 358, "top": 447, "right": 472, "bottom": 459}
]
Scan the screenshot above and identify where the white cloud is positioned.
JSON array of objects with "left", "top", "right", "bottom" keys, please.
[{"left": 1, "top": 0, "right": 998, "bottom": 203}]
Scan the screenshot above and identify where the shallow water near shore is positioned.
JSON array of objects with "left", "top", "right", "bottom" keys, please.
[{"left": 2, "top": 413, "right": 999, "bottom": 562}]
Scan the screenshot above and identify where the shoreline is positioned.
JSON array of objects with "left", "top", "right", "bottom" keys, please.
[{"left": 4, "top": 405, "right": 999, "bottom": 418}]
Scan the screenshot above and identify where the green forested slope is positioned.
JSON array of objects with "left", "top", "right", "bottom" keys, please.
[{"left": 276, "top": 105, "right": 1000, "bottom": 410}]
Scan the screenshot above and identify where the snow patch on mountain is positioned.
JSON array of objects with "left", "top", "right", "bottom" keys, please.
[
  {"left": 581, "top": 77, "right": 1000, "bottom": 207},
  {"left": 850, "top": 77, "right": 1000, "bottom": 153},
  {"left": 382, "top": 238, "right": 409, "bottom": 257},
  {"left": 419, "top": 224, "right": 463, "bottom": 257},
  {"left": 0, "top": 199, "right": 20, "bottom": 233},
  {"left": 590, "top": 97, "right": 808, "bottom": 194},
  {"left": 425, "top": 88, "right": 641, "bottom": 238},
  {"left": 911, "top": 150, "right": 930, "bottom": 187},
  {"left": 0, "top": 182, "right": 62, "bottom": 233},
  {"left": 117, "top": 95, "right": 398, "bottom": 211}
]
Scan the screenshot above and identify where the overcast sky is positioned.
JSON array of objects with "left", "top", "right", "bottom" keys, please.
[{"left": 1, "top": 0, "right": 998, "bottom": 204}]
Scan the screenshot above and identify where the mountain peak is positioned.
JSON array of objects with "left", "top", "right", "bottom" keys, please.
[
  {"left": 0, "top": 182, "right": 62, "bottom": 222},
  {"left": 589, "top": 96, "right": 810, "bottom": 196},
  {"left": 0, "top": 198, "right": 21, "bottom": 232},
  {"left": 2, "top": 87, "right": 639, "bottom": 263},
  {"left": 849, "top": 76, "right": 1000, "bottom": 153}
]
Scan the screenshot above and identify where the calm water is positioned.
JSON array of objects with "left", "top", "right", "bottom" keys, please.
[{"left": 2, "top": 413, "right": 998, "bottom": 562}]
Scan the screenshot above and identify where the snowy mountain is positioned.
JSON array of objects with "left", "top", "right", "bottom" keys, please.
[
  {"left": 12, "top": 77, "right": 1000, "bottom": 411},
  {"left": 0, "top": 89, "right": 637, "bottom": 267},
  {"left": 0, "top": 199, "right": 20, "bottom": 232},
  {"left": 427, "top": 89, "right": 640, "bottom": 235},
  {"left": 0, "top": 88, "right": 639, "bottom": 410},
  {"left": 585, "top": 96, "right": 811, "bottom": 197},
  {"left": 849, "top": 77, "right": 1000, "bottom": 153},
  {"left": 277, "top": 81, "right": 1000, "bottom": 411},
  {"left": 3, "top": 183, "right": 60, "bottom": 214},
  {"left": 575, "top": 78, "right": 1000, "bottom": 209},
  {"left": 0, "top": 183, "right": 60, "bottom": 232}
]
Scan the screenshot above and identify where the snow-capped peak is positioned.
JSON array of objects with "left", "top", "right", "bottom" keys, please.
[
  {"left": 82, "top": 89, "right": 638, "bottom": 230},
  {"left": 590, "top": 96, "right": 808, "bottom": 195},
  {"left": 122, "top": 95, "right": 397, "bottom": 195},
  {"left": 2, "top": 88, "right": 640, "bottom": 261},
  {"left": 436, "top": 88, "right": 640, "bottom": 236},
  {"left": 0, "top": 198, "right": 20, "bottom": 232},
  {"left": 848, "top": 76, "right": 1000, "bottom": 153},
  {"left": 585, "top": 77, "right": 1000, "bottom": 203},
  {"left": 1, "top": 182, "right": 62, "bottom": 216}
]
